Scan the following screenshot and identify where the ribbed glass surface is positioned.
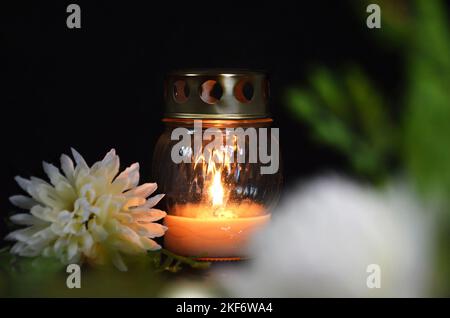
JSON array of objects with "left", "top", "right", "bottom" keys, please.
[{"left": 152, "top": 123, "right": 282, "bottom": 217}]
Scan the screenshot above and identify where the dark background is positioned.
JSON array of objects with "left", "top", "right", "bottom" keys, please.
[{"left": 0, "top": 1, "right": 404, "bottom": 235}]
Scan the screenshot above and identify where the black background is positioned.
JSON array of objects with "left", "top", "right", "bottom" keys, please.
[{"left": 0, "top": 1, "right": 407, "bottom": 235}]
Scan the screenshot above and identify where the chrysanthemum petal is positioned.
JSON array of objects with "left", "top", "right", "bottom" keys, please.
[
  {"left": 124, "top": 183, "right": 157, "bottom": 199},
  {"left": 67, "top": 241, "right": 79, "bottom": 261},
  {"left": 9, "top": 195, "right": 38, "bottom": 209},
  {"left": 53, "top": 237, "right": 68, "bottom": 255},
  {"left": 25, "top": 228, "right": 57, "bottom": 253},
  {"left": 14, "top": 243, "right": 41, "bottom": 257},
  {"left": 42, "top": 161, "right": 67, "bottom": 186},
  {"left": 72, "top": 149, "right": 90, "bottom": 182},
  {"left": 109, "top": 233, "right": 144, "bottom": 254},
  {"left": 60, "top": 153, "right": 75, "bottom": 180},
  {"left": 35, "top": 186, "right": 62, "bottom": 208},
  {"left": 114, "top": 163, "right": 140, "bottom": 191},
  {"left": 102, "top": 149, "right": 120, "bottom": 181},
  {"left": 80, "top": 233, "right": 94, "bottom": 253},
  {"left": 29, "top": 227, "right": 56, "bottom": 243},
  {"left": 89, "top": 220, "right": 109, "bottom": 241},
  {"left": 54, "top": 181, "right": 77, "bottom": 204},
  {"left": 132, "top": 209, "right": 167, "bottom": 223},
  {"left": 115, "top": 212, "right": 133, "bottom": 223},
  {"left": 101, "top": 148, "right": 116, "bottom": 164},
  {"left": 71, "top": 148, "right": 89, "bottom": 169},
  {"left": 131, "top": 223, "right": 168, "bottom": 238},
  {"left": 140, "top": 237, "right": 161, "bottom": 250},
  {"left": 145, "top": 193, "right": 165, "bottom": 208},
  {"left": 5, "top": 226, "right": 43, "bottom": 242},
  {"left": 20, "top": 177, "right": 61, "bottom": 207},
  {"left": 7, "top": 148, "right": 167, "bottom": 271},
  {"left": 123, "top": 197, "right": 146, "bottom": 210},
  {"left": 14, "top": 176, "right": 31, "bottom": 193},
  {"left": 30, "top": 176, "right": 52, "bottom": 187},
  {"left": 30, "top": 205, "right": 56, "bottom": 222},
  {"left": 111, "top": 251, "right": 128, "bottom": 272},
  {"left": 10, "top": 213, "right": 44, "bottom": 226}
]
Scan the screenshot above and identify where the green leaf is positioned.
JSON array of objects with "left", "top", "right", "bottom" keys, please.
[
  {"left": 148, "top": 249, "right": 210, "bottom": 273},
  {"left": 286, "top": 86, "right": 387, "bottom": 181},
  {"left": 344, "top": 66, "right": 396, "bottom": 156},
  {"left": 309, "top": 67, "right": 351, "bottom": 120},
  {"left": 404, "top": 0, "right": 450, "bottom": 200}
]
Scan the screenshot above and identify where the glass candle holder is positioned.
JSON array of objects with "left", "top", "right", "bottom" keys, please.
[{"left": 153, "top": 70, "right": 282, "bottom": 260}]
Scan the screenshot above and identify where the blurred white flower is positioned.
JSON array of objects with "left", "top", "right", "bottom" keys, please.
[
  {"left": 6, "top": 148, "right": 167, "bottom": 271},
  {"left": 161, "top": 280, "right": 218, "bottom": 298},
  {"left": 216, "top": 176, "right": 434, "bottom": 297}
]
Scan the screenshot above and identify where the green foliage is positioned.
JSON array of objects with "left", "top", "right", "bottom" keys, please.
[
  {"left": 286, "top": 0, "right": 450, "bottom": 192},
  {"left": 151, "top": 249, "right": 211, "bottom": 273},
  {"left": 404, "top": 0, "right": 450, "bottom": 201},
  {"left": 402, "top": 0, "right": 450, "bottom": 295},
  {"left": 0, "top": 247, "right": 210, "bottom": 297},
  {"left": 286, "top": 66, "right": 397, "bottom": 182},
  {"left": 286, "top": 0, "right": 450, "bottom": 295}
]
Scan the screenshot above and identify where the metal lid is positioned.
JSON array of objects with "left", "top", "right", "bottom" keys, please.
[{"left": 164, "top": 69, "right": 270, "bottom": 119}]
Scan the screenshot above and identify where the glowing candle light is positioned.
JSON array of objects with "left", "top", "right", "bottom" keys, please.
[
  {"left": 153, "top": 70, "right": 282, "bottom": 260},
  {"left": 210, "top": 170, "right": 224, "bottom": 207},
  {"left": 164, "top": 145, "right": 271, "bottom": 259}
]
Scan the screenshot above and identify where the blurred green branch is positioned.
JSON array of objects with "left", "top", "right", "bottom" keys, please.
[
  {"left": 152, "top": 248, "right": 211, "bottom": 273},
  {"left": 0, "top": 246, "right": 210, "bottom": 297},
  {"left": 285, "top": 0, "right": 449, "bottom": 190},
  {"left": 404, "top": 0, "right": 450, "bottom": 200},
  {"left": 285, "top": 0, "right": 450, "bottom": 295},
  {"left": 286, "top": 65, "right": 397, "bottom": 182}
]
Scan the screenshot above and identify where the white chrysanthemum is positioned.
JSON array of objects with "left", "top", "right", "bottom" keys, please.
[
  {"left": 6, "top": 148, "right": 167, "bottom": 271},
  {"left": 216, "top": 176, "right": 435, "bottom": 297}
]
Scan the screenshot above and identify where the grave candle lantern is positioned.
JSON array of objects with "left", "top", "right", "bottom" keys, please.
[{"left": 153, "top": 70, "right": 282, "bottom": 260}]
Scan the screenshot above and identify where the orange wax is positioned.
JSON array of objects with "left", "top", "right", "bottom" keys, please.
[{"left": 163, "top": 203, "right": 270, "bottom": 259}]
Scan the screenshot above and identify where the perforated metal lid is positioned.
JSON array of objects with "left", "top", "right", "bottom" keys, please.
[{"left": 164, "top": 69, "right": 270, "bottom": 119}]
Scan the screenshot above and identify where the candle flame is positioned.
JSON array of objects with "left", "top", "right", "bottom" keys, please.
[
  {"left": 210, "top": 169, "right": 224, "bottom": 206},
  {"left": 192, "top": 134, "right": 240, "bottom": 210}
]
